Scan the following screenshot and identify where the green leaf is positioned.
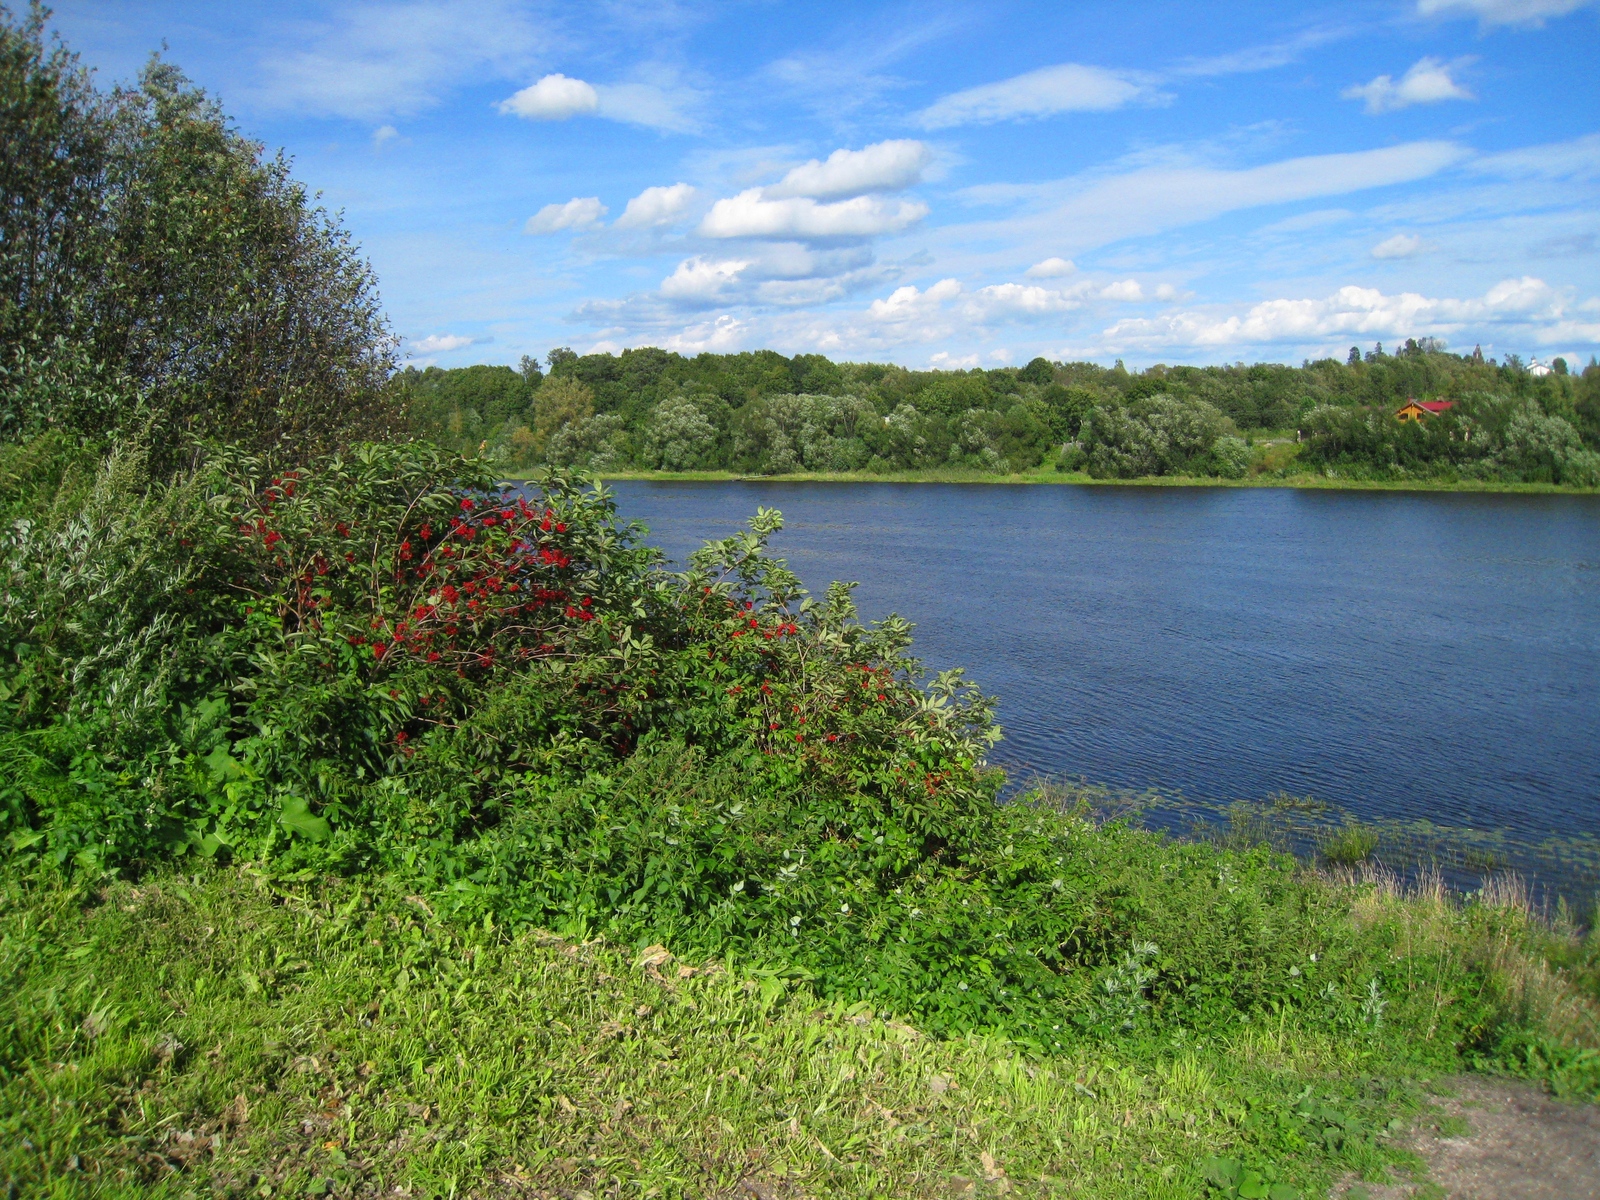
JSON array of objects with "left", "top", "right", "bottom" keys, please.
[
  {"left": 1267, "top": 1185, "right": 1301, "bottom": 1200},
  {"left": 1202, "top": 1157, "right": 1242, "bottom": 1188},
  {"left": 204, "top": 745, "right": 246, "bottom": 783},
  {"left": 279, "top": 794, "right": 330, "bottom": 841}
]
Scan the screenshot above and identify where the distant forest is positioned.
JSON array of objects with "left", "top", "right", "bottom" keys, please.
[{"left": 402, "top": 343, "right": 1600, "bottom": 486}]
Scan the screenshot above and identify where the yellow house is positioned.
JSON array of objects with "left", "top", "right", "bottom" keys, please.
[{"left": 1395, "top": 398, "right": 1454, "bottom": 423}]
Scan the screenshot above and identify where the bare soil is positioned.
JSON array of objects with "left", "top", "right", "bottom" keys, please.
[{"left": 1338, "top": 1075, "right": 1600, "bottom": 1199}]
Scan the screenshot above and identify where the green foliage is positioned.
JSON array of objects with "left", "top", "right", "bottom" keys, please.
[
  {"left": 395, "top": 341, "right": 1599, "bottom": 485},
  {"left": 1082, "top": 393, "right": 1231, "bottom": 479},
  {"left": 1301, "top": 390, "right": 1600, "bottom": 484},
  {"left": 0, "top": 8, "right": 398, "bottom": 465},
  {"left": 1, "top": 865, "right": 1463, "bottom": 1200}
]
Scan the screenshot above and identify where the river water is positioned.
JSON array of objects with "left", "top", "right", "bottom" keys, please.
[{"left": 604, "top": 480, "right": 1600, "bottom": 883}]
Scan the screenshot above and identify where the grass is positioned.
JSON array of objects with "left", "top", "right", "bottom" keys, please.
[{"left": 4, "top": 854, "right": 1598, "bottom": 1200}]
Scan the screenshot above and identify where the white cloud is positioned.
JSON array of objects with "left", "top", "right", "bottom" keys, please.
[
  {"left": 699, "top": 190, "right": 928, "bottom": 240},
  {"left": 966, "top": 283, "right": 1075, "bottom": 319},
  {"left": 1473, "top": 133, "right": 1600, "bottom": 181},
  {"left": 409, "top": 333, "right": 476, "bottom": 354},
  {"left": 661, "top": 314, "right": 747, "bottom": 354},
  {"left": 1417, "top": 0, "right": 1596, "bottom": 26},
  {"left": 867, "top": 278, "right": 963, "bottom": 325},
  {"left": 1103, "top": 276, "right": 1574, "bottom": 349},
  {"left": 1342, "top": 57, "right": 1474, "bottom": 114},
  {"left": 498, "top": 74, "right": 700, "bottom": 132},
  {"left": 498, "top": 73, "right": 599, "bottom": 119},
  {"left": 929, "top": 351, "right": 981, "bottom": 368},
  {"left": 372, "top": 124, "right": 400, "bottom": 148},
  {"left": 954, "top": 141, "right": 1468, "bottom": 256},
  {"left": 256, "top": 0, "right": 545, "bottom": 119},
  {"left": 1025, "top": 257, "right": 1077, "bottom": 278},
  {"left": 525, "top": 197, "right": 607, "bottom": 234},
  {"left": 764, "top": 140, "right": 932, "bottom": 201},
  {"left": 616, "top": 183, "right": 698, "bottom": 229},
  {"left": 590, "top": 80, "right": 701, "bottom": 134},
  {"left": 660, "top": 257, "right": 749, "bottom": 302},
  {"left": 918, "top": 63, "right": 1159, "bottom": 128},
  {"left": 1372, "top": 233, "right": 1425, "bottom": 259},
  {"left": 962, "top": 279, "right": 1146, "bottom": 322}
]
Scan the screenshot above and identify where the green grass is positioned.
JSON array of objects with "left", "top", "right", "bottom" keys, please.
[
  {"left": 0, "top": 866, "right": 1456, "bottom": 1200},
  {"left": 6, "top": 856, "right": 1599, "bottom": 1199}
]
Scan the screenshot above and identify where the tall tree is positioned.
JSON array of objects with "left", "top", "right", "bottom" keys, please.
[{"left": 0, "top": 5, "right": 399, "bottom": 465}]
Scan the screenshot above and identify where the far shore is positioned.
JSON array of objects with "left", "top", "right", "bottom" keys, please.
[{"left": 499, "top": 467, "right": 1599, "bottom": 495}]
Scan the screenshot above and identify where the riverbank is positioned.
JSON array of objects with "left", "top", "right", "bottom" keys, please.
[
  {"left": 4, "top": 848, "right": 1597, "bottom": 1199},
  {"left": 507, "top": 467, "right": 1598, "bottom": 495}
]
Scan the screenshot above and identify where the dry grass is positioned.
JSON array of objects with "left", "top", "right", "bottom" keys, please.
[{"left": 1331, "top": 864, "right": 1600, "bottom": 1051}]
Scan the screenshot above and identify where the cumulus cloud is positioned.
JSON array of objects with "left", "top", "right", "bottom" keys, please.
[
  {"left": 660, "top": 257, "right": 749, "bottom": 302},
  {"left": 918, "top": 63, "right": 1158, "bottom": 128},
  {"left": 525, "top": 197, "right": 607, "bottom": 234},
  {"left": 1417, "top": 0, "right": 1596, "bottom": 26},
  {"left": 929, "top": 351, "right": 981, "bottom": 368},
  {"left": 765, "top": 140, "right": 932, "bottom": 201},
  {"left": 498, "top": 74, "right": 700, "bottom": 132},
  {"left": 616, "top": 183, "right": 698, "bottom": 229},
  {"left": 867, "top": 279, "right": 964, "bottom": 325},
  {"left": 1025, "top": 257, "right": 1077, "bottom": 278},
  {"left": 1372, "top": 233, "right": 1425, "bottom": 259},
  {"left": 372, "top": 124, "right": 400, "bottom": 148},
  {"left": 963, "top": 279, "right": 1146, "bottom": 322},
  {"left": 1342, "top": 57, "right": 1474, "bottom": 114},
  {"left": 498, "top": 73, "right": 598, "bottom": 119},
  {"left": 660, "top": 314, "right": 747, "bottom": 354},
  {"left": 699, "top": 191, "right": 928, "bottom": 240},
  {"left": 409, "top": 333, "right": 476, "bottom": 354},
  {"left": 1103, "top": 276, "right": 1570, "bottom": 349}
]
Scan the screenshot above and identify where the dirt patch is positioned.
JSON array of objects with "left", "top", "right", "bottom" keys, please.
[{"left": 1338, "top": 1075, "right": 1600, "bottom": 1199}]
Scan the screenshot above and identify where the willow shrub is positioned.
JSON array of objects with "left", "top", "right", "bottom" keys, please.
[{"left": 0, "top": 438, "right": 1576, "bottom": 1066}]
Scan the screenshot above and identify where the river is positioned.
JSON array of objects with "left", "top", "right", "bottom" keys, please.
[{"left": 604, "top": 480, "right": 1600, "bottom": 888}]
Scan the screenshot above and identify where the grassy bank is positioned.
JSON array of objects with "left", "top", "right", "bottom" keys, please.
[
  {"left": 4, "top": 852, "right": 1598, "bottom": 1200},
  {"left": 561, "top": 467, "right": 1599, "bottom": 495}
]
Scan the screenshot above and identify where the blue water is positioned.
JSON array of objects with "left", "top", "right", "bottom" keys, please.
[{"left": 604, "top": 481, "right": 1600, "bottom": 856}]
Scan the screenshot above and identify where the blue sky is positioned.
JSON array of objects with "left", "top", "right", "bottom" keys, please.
[{"left": 51, "top": 0, "right": 1600, "bottom": 369}]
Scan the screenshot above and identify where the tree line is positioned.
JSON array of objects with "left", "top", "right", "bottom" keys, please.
[{"left": 405, "top": 343, "right": 1600, "bottom": 485}]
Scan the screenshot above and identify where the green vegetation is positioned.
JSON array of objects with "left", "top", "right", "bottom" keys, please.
[
  {"left": 3, "top": 11, "right": 1599, "bottom": 1198},
  {"left": 0, "top": 6, "right": 397, "bottom": 470},
  {"left": 406, "top": 344, "right": 1600, "bottom": 490},
  {"left": 7, "top": 862, "right": 1599, "bottom": 1200}
]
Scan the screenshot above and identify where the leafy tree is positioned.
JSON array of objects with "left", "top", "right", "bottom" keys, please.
[
  {"left": 1083, "top": 394, "right": 1230, "bottom": 479},
  {"left": 0, "top": 8, "right": 398, "bottom": 464},
  {"left": 532, "top": 375, "right": 594, "bottom": 458},
  {"left": 642, "top": 395, "right": 718, "bottom": 471},
  {"left": 732, "top": 393, "right": 876, "bottom": 474},
  {"left": 1019, "top": 356, "right": 1055, "bottom": 385}
]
